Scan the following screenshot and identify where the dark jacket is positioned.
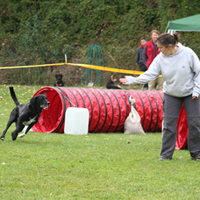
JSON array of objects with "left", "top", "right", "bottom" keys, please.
[
  {"left": 136, "top": 45, "right": 146, "bottom": 65},
  {"left": 136, "top": 45, "right": 147, "bottom": 71}
]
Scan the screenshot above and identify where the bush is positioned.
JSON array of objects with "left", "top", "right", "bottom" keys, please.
[{"left": 0, "top": 0, "right": 200, "bottom": 85}]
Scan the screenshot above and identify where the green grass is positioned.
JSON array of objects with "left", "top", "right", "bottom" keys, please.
[{"left": 0, "top": 85, "right": 200, "bottom": 200}]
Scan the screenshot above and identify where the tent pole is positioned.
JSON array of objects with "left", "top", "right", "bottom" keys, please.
[{"left": 165, "top": 21, "right": 170, "bottom": 32}]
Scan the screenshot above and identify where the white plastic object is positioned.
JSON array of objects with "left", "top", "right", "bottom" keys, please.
[{"left": 64, "top": 107, "right": 89, "bottom": 135}]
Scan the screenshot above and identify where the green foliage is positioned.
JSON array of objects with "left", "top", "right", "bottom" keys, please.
[
  {"left": 0, "top": 1, "right": 200, "bottom": 85},
  {"left": 159, "top": 0, "right": 200, "bottom": 31},
  {"left": 115, "top": 0, "right": 160, "bottom": 44}
]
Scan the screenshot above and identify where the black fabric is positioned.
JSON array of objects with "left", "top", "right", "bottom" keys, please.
[
  {"left": 153, "top": 42, "right": 157, "bottom": 57},
  {"left": 139, "top": 63, "right": 147, "bottom": 71}
]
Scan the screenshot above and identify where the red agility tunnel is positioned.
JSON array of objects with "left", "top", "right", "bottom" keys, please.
[{"left": 32, "top": 87, "right": 188, "bottom": 149}]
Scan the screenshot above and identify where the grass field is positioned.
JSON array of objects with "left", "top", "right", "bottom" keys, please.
[{"left": 0, "top": 85, "right": 200, "bottom": 200}]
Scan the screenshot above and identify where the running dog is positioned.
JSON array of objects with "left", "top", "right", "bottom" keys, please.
[{"left": 0, "top": 86, "right": 50, "bottom": 141}]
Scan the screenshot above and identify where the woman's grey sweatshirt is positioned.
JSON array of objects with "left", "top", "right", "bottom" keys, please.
[{"left": 126, "top": 43, "right": 200, "bottom": 97}]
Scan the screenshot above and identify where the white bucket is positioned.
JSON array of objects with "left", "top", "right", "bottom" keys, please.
[{"left": 64, "top": 107, "right": 89, "bottom": 135}]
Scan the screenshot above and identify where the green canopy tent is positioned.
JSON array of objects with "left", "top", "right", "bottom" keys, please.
[{"left": 165, "top": 14, "right": 200, "bottom": 34}]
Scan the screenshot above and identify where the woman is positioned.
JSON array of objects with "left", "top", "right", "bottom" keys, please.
[{"left": 120, "top": 32, "right": 200, "bottom": 161}]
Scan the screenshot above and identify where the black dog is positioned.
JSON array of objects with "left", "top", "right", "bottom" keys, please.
[
  {"left": 106, "top": 75, "right": 122, "bottom": 89},
  {"left": 54, "top": 74, "right": 64, "bottom": 87},
  {"left": 0, "top": 86, "right": 50, "bottom": 141}
]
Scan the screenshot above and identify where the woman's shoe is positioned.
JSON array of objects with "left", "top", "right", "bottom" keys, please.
[
  {"left": 158, "top": 157, "right": 172, "bottom": 161},
  {"left": 191, "top": 156, "right": 200, "bottom": 161}
]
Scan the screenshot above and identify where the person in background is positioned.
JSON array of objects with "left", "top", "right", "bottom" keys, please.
[
  {"left": 143, "top": 30, "right": 164, "bottom": 90},
  {"left": 136, "top": 37, "right": 148, "bottom": 90},
  {"left": 120, "top": 32, "right": 200, "bottom": 161}
]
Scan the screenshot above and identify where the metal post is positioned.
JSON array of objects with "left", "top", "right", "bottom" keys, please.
[{"left": 65, "top": 54, "right": 68, "bottom": 86}]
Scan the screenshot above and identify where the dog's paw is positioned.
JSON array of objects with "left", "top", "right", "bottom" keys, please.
[
  {"left": 12, "top": 132, "right": 18, "bottom": 140},
  {"left": 0, "top": 136, "right": 5, "bottom": 141},
  {"left": 18, "top": 133, "right": 26, "bottom": 138}
]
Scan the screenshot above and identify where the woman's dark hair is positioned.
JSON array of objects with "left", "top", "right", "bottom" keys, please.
[
  {"left": 156, "top": 32, "right": 180, "bottom": 47},
  {"left": 140, "top": 37, "right": 146, "bottom": 41}
]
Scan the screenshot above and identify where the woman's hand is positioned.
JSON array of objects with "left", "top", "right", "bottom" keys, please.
[
  {"left": 119, "top": 78, "right": 127, "bottom": 84},
  {"left": 192, "top": 96, "right": 197, "bottom": 99}
]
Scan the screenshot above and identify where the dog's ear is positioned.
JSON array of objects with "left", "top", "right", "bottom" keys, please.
[
  {"left": 43, "top": 93, "right": 47, "bottom": 97},
  {"left": 55, "top": 74, "right": 63, "bottom": 78},
  {"left": 30, "top": 96, "right": 37, "bottom": 105}
]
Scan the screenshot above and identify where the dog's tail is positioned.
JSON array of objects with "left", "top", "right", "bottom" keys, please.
[{"left": 9, "top": 86, "right": 20, "bottom": 106}]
